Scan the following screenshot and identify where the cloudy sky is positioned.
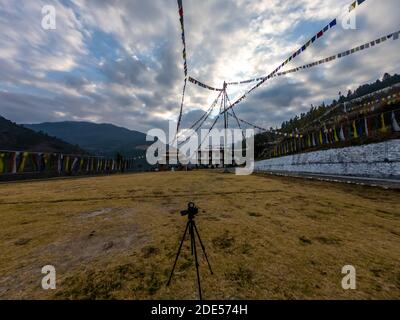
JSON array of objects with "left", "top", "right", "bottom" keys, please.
[{"left": 0, "top": 0, "right": 399, "bottom": 136}]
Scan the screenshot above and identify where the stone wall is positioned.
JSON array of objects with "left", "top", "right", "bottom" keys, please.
[{"left": 254, "top": 139, "right": 400, "bottom": 178}]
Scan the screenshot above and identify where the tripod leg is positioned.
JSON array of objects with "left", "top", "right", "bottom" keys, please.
[
  {"left": 193, "top": 222, "right": 214, "bottom": 275},
  {"left": 192, "top": 228, "right": 202, "bottom": 300},
  {"left": 190, "top": 222, "right": 194, "bottom": 256},
  {"left": 167, "top": 221, "right": 190, "bottom": 286}
]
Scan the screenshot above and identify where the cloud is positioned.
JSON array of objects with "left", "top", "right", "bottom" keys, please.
[{"left": 0, "top": 0, "right": 399, "bottom": 134}]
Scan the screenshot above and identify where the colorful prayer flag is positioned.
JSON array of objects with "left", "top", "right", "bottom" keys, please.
[
  {"left": 392, "top": 112, "right": 400, "bottom": 132},
  {"left": 380, "top": 113, "right": 388, "bottom": 133}
]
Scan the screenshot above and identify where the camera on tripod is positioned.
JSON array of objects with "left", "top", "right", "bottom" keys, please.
[
  {"left": 180, "top": 202, "right": 198, "bottom": 218},
  {"left": 168, "top": 202, "right": 213, "bottom": 300}
]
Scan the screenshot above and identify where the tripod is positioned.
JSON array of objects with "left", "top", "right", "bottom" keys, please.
[{"left": 167, "top": 203, "right": 213, "bottom": 300}]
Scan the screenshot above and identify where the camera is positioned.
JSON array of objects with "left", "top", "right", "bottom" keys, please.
[{"left": 180, "top": 202, "right": 198, "bottom": 218}]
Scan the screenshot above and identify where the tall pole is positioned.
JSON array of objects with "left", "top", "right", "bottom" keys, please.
[{"left": 223, "top": 82, "right": 229, "bottom": 172}]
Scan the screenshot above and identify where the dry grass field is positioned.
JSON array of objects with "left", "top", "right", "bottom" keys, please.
[{"left": 0, "top": 170, "right": 399, "bottom": 300}]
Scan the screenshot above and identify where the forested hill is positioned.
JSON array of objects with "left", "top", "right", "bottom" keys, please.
[
  {"left": 24, "top": 121, "right": 150, "bottom": 157},
  {"left": 254, "top": 73, "right": 400, "bottom": 155},
  {"left": 0, "top": 116, "right": 86, "bottom": 154},
  {"left": 280, "top": 73, "right": 400, "bottom": 134}
]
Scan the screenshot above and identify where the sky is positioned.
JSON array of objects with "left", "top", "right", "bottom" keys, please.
[{"left": 0, "top": 0, "right": 399, "bottom": 136}]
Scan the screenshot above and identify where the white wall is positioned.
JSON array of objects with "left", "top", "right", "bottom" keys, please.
[{"left": 254, "top": 139, "right": 400, "bottom": 178}]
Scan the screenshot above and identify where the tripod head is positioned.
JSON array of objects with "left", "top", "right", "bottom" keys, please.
[{"left": 180, "top": 202, "right": 198, "bottom": 220}]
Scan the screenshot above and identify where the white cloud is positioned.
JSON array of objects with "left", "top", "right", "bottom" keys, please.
[{"left": 0, "top": 0, "right": 399, "bottom": 133}]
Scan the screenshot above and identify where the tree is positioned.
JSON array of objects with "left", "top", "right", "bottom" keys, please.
[{"left": 382, "top": 73, "right": 391, "bottom": 82}]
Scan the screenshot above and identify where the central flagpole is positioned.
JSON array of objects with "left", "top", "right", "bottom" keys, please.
[{"left": 223, "top": 82, "right": 229, "bottom": 173}]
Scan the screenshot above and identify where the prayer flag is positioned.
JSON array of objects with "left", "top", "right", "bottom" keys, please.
[
  {"left": 364, "top": 117, "right": 369, "bottom": 137},
  {"left": 380, "top": 113, "right": 388, "bottom": 133},
  {"left": 0, "top": 153, "right": 5, "bottom": 174},
  {"left": 392, "top": 112, "right": 400, "bottom": 132},
  {"left": 334, "top": 128, "right": 339, "bottom": 142},
  {"left": 340, "top": 126, "right": 345, "bottom": 141}
]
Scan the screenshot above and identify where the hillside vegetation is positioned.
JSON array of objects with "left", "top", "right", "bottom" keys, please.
[
  {"left": 0, "top": 116, "right": 86, "bottom": 154},
  {"left": 255, "top": 73, "right": 400, "bottom": 158},
  {"left": 24, "top": 121, "right": 149, "bottom": 157}
]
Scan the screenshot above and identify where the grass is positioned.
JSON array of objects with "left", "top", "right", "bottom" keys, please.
[{"left": 0, "top": 170, "right": 399, "bottom": 299}]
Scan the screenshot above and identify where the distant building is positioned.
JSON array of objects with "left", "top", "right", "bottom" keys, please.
[
  {"left": 197, "top": 147, "right": 234, "bottom": 167},
  {"left": 156, "top": 146, "right": 237, "bottom": 170},
  {"left": 157, "top": 147, "right": 188, "bottom": 171}
]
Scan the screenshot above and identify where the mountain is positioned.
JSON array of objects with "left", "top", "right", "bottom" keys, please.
[
  {"left": 0, "top": 116, "right": 86, "bottom": 154},
  {"left": 23, "top": 121, "right": 150, "bottom": 157}
]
